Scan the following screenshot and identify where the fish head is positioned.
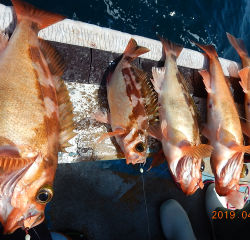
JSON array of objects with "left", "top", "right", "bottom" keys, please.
[
  {"left": 173, "top": 156, "right": 205, "bottom": 195},
  {"left": 2, "top": 153, "right": 56, "bottom": 234},
  {"left": 211, "top": 152, "right": 244, "bottom": 196},
  {"left": 119, "top": 127, "right": 148, "bottom": 165}
]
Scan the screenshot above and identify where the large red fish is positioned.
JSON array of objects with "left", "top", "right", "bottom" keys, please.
[
  {"left": 149, "top": 36, "right": 213, "bottom": 195},
  {"left": 0, "top": 0, "right": 76, "bottom": 233},
  {"left": 193, "top": 40, "right": 250, "bottom": 207},
  {"left": 93, "top": 38, "right": 158, "bottom": 164}
]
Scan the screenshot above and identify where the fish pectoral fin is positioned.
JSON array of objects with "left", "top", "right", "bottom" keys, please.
[
  {"left": 0, "top": 156, "right": 35, "bottom": 175},
  {"left": 199, "top": 70, "right": 212, "bottom": 93},
  {"left": 230, "top": 145, "right": 250, "bottom": 154},
  {"left": 201, "top": 124, "right": 212, "bottom": 140},
  {"left": 147, "top": 149, "right": 166, "bottom": 171},
  {"left": 0, "top": 32, "right": 8, "bottom": 53},
  {"left": 91, "top": 109, "right": 110, "bottom": 124},
  {"left": 181, "top": 144, "right": 213, "bottom": 159},
  {"left": 148, "top": 123, "right": 163, "bottom": 141},
  {"left": 97, "top": 129, "right": 124, "bottom": 143},
  {"left": 151, "top": 67, "right": 165, "bottom": 93},
  {"left": 241, "top": 121, "right": 250, "bottom": 138},
  {"left": 238, "top": 67, "right": 250, "bottom": 93},
  {"left": 161, "top": 120, "right": 168, "bottom": 140}
]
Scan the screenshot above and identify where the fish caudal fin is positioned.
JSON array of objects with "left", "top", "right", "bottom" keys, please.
[
  {"left": 11, "top": 0, "right": 66, "bottom": 30},
  {"left": 182, "top": 144, "right": 213, "bottom": 159},
  {"left": 123, "top": 38, "right": 150, "bottom": 62},
  {"left": 226, "top": 32, "right": 249, "bottom": 58},
  {"left": 157, "top": 34, "right": 183, "bottom": 58},
  {"left": 148, "top": 149, "right": 165, "bottom": 171},
  {"left": 38, "top": 39, "right": 77, "bottom": 152},
  {"left": 0, "top": 156, "right": 35, "bottom": 174},
  {"left": 238, "top": 67, "right": 250, "bottom": 93},
  {"left": 191, "top": 40, "right": 218, "bottom": 59}
]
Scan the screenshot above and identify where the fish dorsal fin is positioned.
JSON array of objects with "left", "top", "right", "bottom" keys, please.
[
  {"left": 0, "top": 156, "right": 35, "bottom": 174},
  {"left": 38, "top": 39, "right": 77, "bottom": 152},
  {"left": 12, "top": 0, "right": 66, "bottom": 30},
  {"left": 133, "top": 67, "right": 159, "bottom": 125}
]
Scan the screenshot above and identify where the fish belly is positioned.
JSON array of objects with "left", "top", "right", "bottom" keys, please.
[{"left": 160, "top": 58, "right": 198, "bottom": 145}]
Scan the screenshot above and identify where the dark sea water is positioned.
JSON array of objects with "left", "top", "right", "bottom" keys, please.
[{"left": 1, "top": 0, "right": 249, "bottom": 61}]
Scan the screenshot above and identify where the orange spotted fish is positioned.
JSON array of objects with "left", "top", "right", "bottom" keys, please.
[
  {"left": 0, "top": 0, "right": 76, "bottom": 233},
  {"left": 193, "top": 40, "right": 250, "bottom": 204},
  {"left": 93, "top": 39, "right": 158, "bottom": 164},
  {"left": 149, "top": 36, "right": 213, "bottom": 195}
]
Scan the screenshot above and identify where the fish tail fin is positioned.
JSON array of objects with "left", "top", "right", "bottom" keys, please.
[
  {"left": 157, "top": 34, "right": 183, "bottom": 58},
  {"left": 226, "top": 32, "right": 249, "bottom": 58},
  {"left": 123, "top": 38, "right": 150, "bottom": 62},
  {"left": 11, "top": 0, "right": 66, "bottom": 30},
  {"left": 191, "top": 40, "right": 218, "bottom": 59}
]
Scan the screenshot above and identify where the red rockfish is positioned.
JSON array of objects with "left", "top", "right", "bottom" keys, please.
[
  {"left": 193, "top": 40, "right": 250, "bottom": 207},
  {"left": 92, "top": 39, "right": 158, "bottom": 164},
  {"left": 0, "top": 0, "right": 76, "bottom": 233},
  {"left": 149, "top": 35, "right": 213, "bottom": 195}
]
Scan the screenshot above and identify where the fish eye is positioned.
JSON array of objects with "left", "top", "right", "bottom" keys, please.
[
  {"left": 135, "top": 142, "right": 145, "bottom": 152},
  {"left": 240, "top": 164, "right": 248, "bottom": 178},
  {"left": 36, "top": 185, "right": 53, "bottom": 204},
  {"left": 200, "top": 160, "right": 205, "bottom": 172}
]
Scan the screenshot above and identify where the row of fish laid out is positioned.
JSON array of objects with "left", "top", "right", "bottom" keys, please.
[
  {"left": 0, "top": 0, "right": 249, "bottom": 235},
  {"left": 92, "top": 33, "right": 250, "bottom": 207}
]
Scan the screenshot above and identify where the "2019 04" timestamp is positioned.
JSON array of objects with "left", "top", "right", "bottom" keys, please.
[{"left": 212, "top": 211, "right": 250, "bottom": 219}]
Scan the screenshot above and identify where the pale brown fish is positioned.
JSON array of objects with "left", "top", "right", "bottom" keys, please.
[
  {"left": 149, "top": 35, "right": 213, "bottom": 195},
  {"left": 92, "top": 38, "right": 158, "bottom": 164},
  {"left": 193, "top": 40, "right": 250, "bottom": 208},
  {"left": 0, "top": 0, "right": 76, "bottom": 233}
]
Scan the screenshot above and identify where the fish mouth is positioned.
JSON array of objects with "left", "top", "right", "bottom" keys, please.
[{"left": 3, "top": 209, "right": 44, "bottom": 234}]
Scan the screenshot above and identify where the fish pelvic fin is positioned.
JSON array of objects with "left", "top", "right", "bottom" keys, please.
[
  {"left": 238, "top": 67, "right": 250, "bottom": 93},
  {"left": 157, "top": 34, "right": 183, "bottom": 58},
  {"left": 226, "top": 32, "right": 249, "bottom": 58},
  {"left": 97, "top": 129, "right": 124, "bottom": 143},
  {"left": 123, "top": 38, "right": 150, "bottom": 62},
  {"left": 134, "top": 68, "right": 159, "bottom": 124},
  {"left": 0, "top": 156, "right": 35, "bottom": 175},
  {"left": 230, "top": 145, "right": 250, "bottom": 154},
  {"left": 148, "top": 149, "right": 165, "bottom": 171},
  {"left": 182, "top": 144, "right": 213, "bottom": 159},
  {"left": 11, "top": 0, "right": 66, "bottom": 30},
  {"left": 191, "top": 40, "right": 218, "bottom": 59},
  {"left": 38, "top": 39, "right": 77, "bottom": 152}
]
